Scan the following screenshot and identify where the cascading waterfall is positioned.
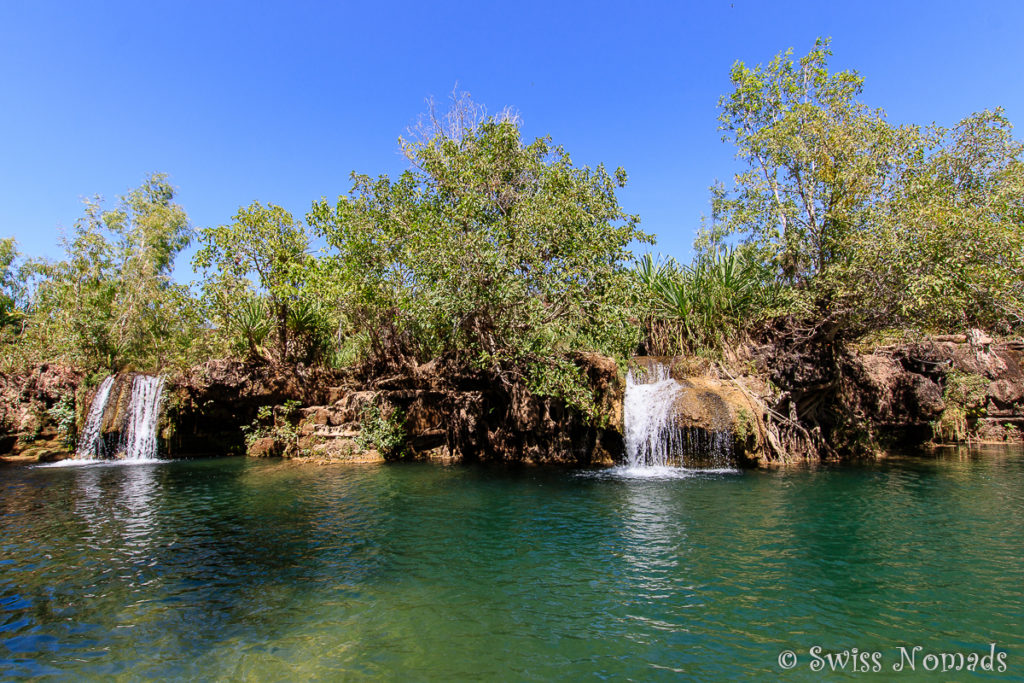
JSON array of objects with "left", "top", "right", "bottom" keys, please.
[
  {"left": 623, "top": 362, "right": 684, "bottom": 467},
  {"left": 73, "top": 374, "right": 166, "bottom": 461},
  {"left": 76, "top": 376, "right": 115, "bottom": 459},
  {"left": 120, "top": 375, "right": 165, "bottom": 461},
  {"left": 623, "top": 362, "right": 737, "bottom": 469}
]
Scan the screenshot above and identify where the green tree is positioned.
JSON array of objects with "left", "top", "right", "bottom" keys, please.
[
  {"left": 18, "top": 173, "right": 199, "bottom": 370},
  {"left": 194, "top": 201, "right": 329, "bottom": 362},
  {"left": 835, "top": 109, "right": 1024, "bottom": 332},
  {"left": 704, "top": 37, "right": 901, "bottom": 285},
  {"left": 0, "top": 238, "right": 24, "bottom": 329},
  {"left": 700, "top": 38, "right": 1024, "bottom": 337},
  {"left": 308, "top": 102, "right": 648, "bottom": 414}
]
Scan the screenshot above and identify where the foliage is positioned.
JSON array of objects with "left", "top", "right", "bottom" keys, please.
[
  {"left": 194, "top": 202, "right": 333, "bottom": 363},
  {"left": 0, "top": 238, "right": 26, "bottom": 331},
  {"left": 355, "top": 401, "right": 408, "bottom": 459},
  {"left": 830, "top": 109, "right": 1024, "bottom": 333},
  {"left": 697, "top": 37, "right": 1024, "bottom": 339},
  {"left": 10, "top": 174, "right": 203, "bottom": 372},
  {"left": 702, "top": 37, "right": 896, "bottom": 285},
  {"left": 227, "top": 296, "right": 274, "bottom": 359},
  {"left": 46, "top": 395, "right": 76, "bottom": 449},
  {"left": 634, "top": 248, "right": 785, "bottom": 355},
  {"left": 943, "top": 370, "right": 989, "bottom": 414},
  {"left": 308, "top": 100, "right": 648, "bottom": 415},
  {"left": 932, "top": 370, "right": 989, "bottom": 443},
  {"left": 241, "top": 400, "right": 303, "bottom": 454}
]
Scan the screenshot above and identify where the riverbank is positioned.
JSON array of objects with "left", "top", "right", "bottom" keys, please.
[{"left": 2, "top": 332, "right": 1023, "bottom": 467}]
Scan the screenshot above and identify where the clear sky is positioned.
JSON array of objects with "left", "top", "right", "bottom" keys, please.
[{"left": 2, "top": 0, "right": 1022, "bottom": 271}]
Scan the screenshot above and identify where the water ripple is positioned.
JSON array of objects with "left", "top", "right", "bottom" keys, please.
[{"left": 0, "top": 449, "right": 1022, "bottom": 679}]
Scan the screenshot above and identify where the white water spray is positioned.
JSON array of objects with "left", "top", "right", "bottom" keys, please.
[
  {"left": 623, "top": 363, "right": 684, "bottom": 467},
  {"left": 76, "top": 376, "right": 115, "bottom": 459},
  {"left": 120, "top": 375, "right": 165, "bottom": 461},
  {"left": 622, "top": 362, "right": 738, "bottom": 470}
]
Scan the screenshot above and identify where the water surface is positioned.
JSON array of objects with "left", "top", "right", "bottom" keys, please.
[{"left": 2, "top": 448, "right": 1022, "bottom": 679}]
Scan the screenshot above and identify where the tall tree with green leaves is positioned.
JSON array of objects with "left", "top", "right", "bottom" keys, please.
[
  {"left": 704, "top": 37, "right": 901, "bottom": 285},
  {"left": 0, "top": 238, "right": 29, "bottom": 332},
  {"left": 194, "top": 201, "right": 329, "bottom": 362},
  {"left": 834, "top": 108, "right": 1024, "bottom": 332},
  {"left": 308, "top": 97, "right": 649, "bottom": 414},
  {"left": 18, "top": 173, "right": 199, "bottom": 370},
  {"left": 699, "top": 38, "right": 1024, "bottom": 336}
]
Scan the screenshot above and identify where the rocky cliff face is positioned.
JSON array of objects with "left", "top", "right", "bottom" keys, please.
[
  {"left": 0, "top": 364, "right": 84, "bottom": 462},
  {"left": 627, "top": 334, "right": 1024, "bottom": 467},
  {"left": 841, "top": 334, "right": 1024, "bottom": 446},
  {"left": 264, "top": 353, "right": 625, "bottom": 465},
  {"left": 3, "top": 334, "right": 1021, "bottom": 466},
  {"left": 161, "top": 360, "right": 344, "bottom": 456}
]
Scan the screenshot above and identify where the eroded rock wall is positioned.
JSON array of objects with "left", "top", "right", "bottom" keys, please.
[
  {"left": 292, "top": 353, "right": 624, "bottom": 465},
  {"left": 162, "top": 360, "right": 345, "bottom": 456},
  {"left": 0, "top": 364, "right": 84, "bottom": 463},
  {"left": 842, "top": 336, "right": 1024, "bottom": 445}
]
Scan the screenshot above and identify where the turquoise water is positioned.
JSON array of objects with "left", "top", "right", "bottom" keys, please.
[{"left": 2, "top": 448, "right": 1023, "bottom": 680}]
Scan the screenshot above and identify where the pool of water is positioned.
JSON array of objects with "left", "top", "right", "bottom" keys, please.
[{"left": 2, "top": 447, "right": 1023, "bottom": 679}]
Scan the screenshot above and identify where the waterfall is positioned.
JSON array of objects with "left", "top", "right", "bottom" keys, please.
[
  {"left": 72, "top": 374, "right": 166, "bottom": 462},
  {"left": 623, "top": 362, "right": 683, "bottom": 467},
  {"left": 622, "top": 362, "right": 737, "bottom": 469},
  {"left": 76, "top": 376, "right": 116, "bottom": 459},
  {"left": 120, "top": 375, "right": 165, "bottom": 461}
]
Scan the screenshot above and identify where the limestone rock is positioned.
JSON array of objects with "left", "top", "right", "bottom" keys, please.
[{"left": 247, "top": 437, "right": 282, "bottom": 458}]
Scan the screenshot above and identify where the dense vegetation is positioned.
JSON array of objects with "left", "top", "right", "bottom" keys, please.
[
  {"left": 2, "top": 40, "right": 1022, "bottom": 420},
  {"left": 2, "top": 176, "right": 205, "bottom": 371},
  {"left": 639, "top": 38, "right": 1023, "bottom": 356},
  {"left": 306, "top": 102, "right": 647, "bottom": 412}
]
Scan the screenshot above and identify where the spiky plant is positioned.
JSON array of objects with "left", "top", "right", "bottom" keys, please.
[{"left": 230, "top": 296, "right": 272, "bottom": 358}]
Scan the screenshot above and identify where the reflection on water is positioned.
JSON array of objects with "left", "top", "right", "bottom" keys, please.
[
  {"left": 69, "top": 462, "right": 163, "bottom": 561},
  {"left": 586, "top": 465, "right": 740, "bottom": 479},
  {"left": 1, "top": 448, "right": 1022, "bottom": 679}
]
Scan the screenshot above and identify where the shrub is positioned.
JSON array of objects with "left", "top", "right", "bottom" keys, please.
[
  {"left": 242, "top": 400, "right": 302, "bottom": 454},
  {"left": 355, "top": 401, "right": 408, "bottom": 459},
  {"left": 46, "top": 396, "right": 77, "bottom": 449}
]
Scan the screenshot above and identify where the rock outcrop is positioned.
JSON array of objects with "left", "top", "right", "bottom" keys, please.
[
  {"left": 841, "top": 336, "right": 1024, "bottom": 445},
  {"left": 289, "top": 353, "right": 624, "bottom": 465},
  {"left": 159, "top": 354, "right": 623, "bottom": 465},
  {"left": 162, "top": 360, "right": 345, "bottom": 456},
  {"left": 2, "top": 333, "right": 1021, "bottom": 467},
  {"left": 629, "top": 356, "right": 766, "bottom": 466},
  {"left": 0, "top": 364, "right": 83, "bottom": 463}
]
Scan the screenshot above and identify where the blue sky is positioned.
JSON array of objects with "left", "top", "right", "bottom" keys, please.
[{"left": 2, "top": 0, "right": 1022, "bottom": 272}]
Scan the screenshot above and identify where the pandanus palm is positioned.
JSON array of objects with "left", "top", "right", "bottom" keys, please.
[{"left": 634, "top": 247, "right": 773, "bottom": 353}]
